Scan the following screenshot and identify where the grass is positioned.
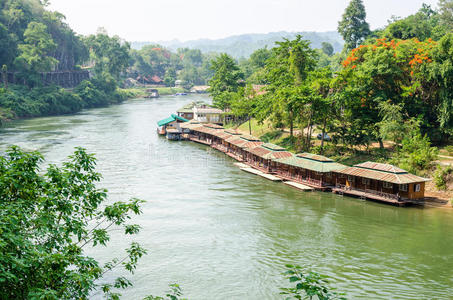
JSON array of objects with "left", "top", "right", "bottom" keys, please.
[{"left": 155, "top": 87, "right": 186, "bottom": 95}]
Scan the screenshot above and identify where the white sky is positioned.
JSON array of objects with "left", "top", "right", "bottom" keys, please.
[{"left": 48, "top": 0, "right": 439, "bottom": 42}]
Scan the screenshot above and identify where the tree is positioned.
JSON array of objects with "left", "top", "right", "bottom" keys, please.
[
  {"left": 14, "top": 21, "right": 58, "bottom": 85},
  {"left": 84, "top": 33, "right": 131, "bottom": 79},
  {"left": 390, "top": 121, "right": 438, "bottom": 174},
  {"left": 381, "top": 5, "right": 445, "bottom": 41},
  {"left": 338, "top": 0, "right": 371, "bottom": 51},
  {"left": 262, "top": 35, "right": 317, "bottom": 137},
  {"left": 281, "top": 265, "right": 346, "bottom": 300},
  {"left": 0, "top": 146, "right": 146, "bottom": 299},
  {"left": 439, "top": 0, "right": 453, "bottom": 29},
  {"left": 208, "top": 53, "right": 244, "bottom": 109},
  {"left": 231, "top": 85, "right": 258, "bottom": 134},
  {"left": 321, "top": 42, "right": 334, "bottom": 56}
]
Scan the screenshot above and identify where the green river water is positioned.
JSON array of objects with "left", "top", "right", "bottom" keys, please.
[{"left": 0, "top": 95, "right": 452, "bottom": 299}]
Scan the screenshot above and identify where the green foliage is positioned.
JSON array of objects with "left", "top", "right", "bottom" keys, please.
[
  {"left": 377, "top": 102, "right": 409, "bottom": 145},
  {"left": 321, "top": 42, "right": 334, "bottom": 56},
  {"left": 14, "top": 21, "right": 58, "bottom": 85},
  {"left": 129, "top": 46, "right": 213, "bottom": 87},
  {"left": 390, "top": 125, "right": 438, "bottom": 174},
  {"left": 84, "top": 33, "right": 131, "bottom": 79},
  {"left": 281, "top": 265, "right": 346, "bottom": 300},
  {"left": 208, "top": 53, "right": 244, "bottom": 109},
  {"left": 0, "top": 146, "right": 146, "bottom": 299},
  {"left": 439, "top": 0, "right": 453, "bottom": 29},
  {"left": 338, "top": 0, "right": 371, "bottom": 51},
  {"left": 143, "top": 284, "right": 187, "bottom": 300},
  {"left": 381, "top": 5, "right": 445, "bottom": 41},
  {"left": 433, "top": 164, "right": 453, "bottom": 190}
]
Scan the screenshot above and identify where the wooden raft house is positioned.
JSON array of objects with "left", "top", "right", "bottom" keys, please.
[
  {"left": 157, "top": 111, "right": 431, "bottom": 206},
  {"left": 244, "top": 143, "right": 293, "bottom": 174},
  {"left": 156, "top": 114, "right": 189, "bottom": 138},
  {"left": 332, "top": 162, "right": 430, "bottom": 206},
  {"left": 273, "top": 153, "right": 346, "bottom": 190}
]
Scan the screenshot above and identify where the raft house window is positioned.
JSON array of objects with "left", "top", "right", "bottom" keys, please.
[
  {"left": 339, "top": 173, "right": 345, "bottom": 179},
  {"left": 399, "top": 184, "right": 408, "bottom": 192},
  {"left": 383, "top": 182, "right": 393, "bottom": 189},
  {"left": 347, "top": 175, "right": 354, "bottom": 182},
  {"left": 362, "top": 178, "right": 370, "bottom": 185},
  {"left": 326, "top": 172, "right": 332, "bottom": 178},
  {"left": 414, "top": 184, "right": 421, "bottom": 192}
]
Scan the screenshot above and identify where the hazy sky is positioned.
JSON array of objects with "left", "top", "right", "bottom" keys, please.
[{"left": 48, "top": 0, "right": 439, "bottom": 42}]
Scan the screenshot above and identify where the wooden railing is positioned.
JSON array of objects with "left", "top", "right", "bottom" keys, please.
[
  {"left": 335, "top": 184, "right": 399, "bottom": 200},
  {"left": 276, "top": 171, "right": 325, "bottom": 187}
]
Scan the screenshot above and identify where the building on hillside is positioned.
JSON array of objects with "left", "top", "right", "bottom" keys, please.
[
  {"left": 273, "top": 153, "right": 346, "bottom": 190},
  {"left": 244, "top": 143, "right": 293, "bottom": 173},
  {"left": 332, "top": 162, "right": 430, "bottom": 205},
  {"left": 156, "top": 114, "right": 189, "bottom": 135},
  {"left": 190, "top": 85, "right": 210, "bottom": 93},
  {"left": 193, "top": 106, "right": 224, "bottom": 124}
]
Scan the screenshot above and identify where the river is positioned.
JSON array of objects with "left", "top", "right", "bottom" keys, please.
[{"left": 1, "top": 95, "right": 452, "bottom": 299}]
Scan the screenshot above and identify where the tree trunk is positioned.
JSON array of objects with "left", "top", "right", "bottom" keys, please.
[
  {"left": 248, "top": 116, "right": 252, "bottom": 135},
  {"left": 306, "top": 111, "right": 313, "bottom": 151},
  {"left": 378, "top": 138, "right": 384, "bottom": 149},
  {"left": 320, "top": 117, "right": 327, "bottom": 155},
  {"left": 289, "top": 112, "right": 294, "bottom": 137}
]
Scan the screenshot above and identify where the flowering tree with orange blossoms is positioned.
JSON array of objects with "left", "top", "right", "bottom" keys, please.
[{"left": 331, "top": 35, "right": 453, "bottom": 145}]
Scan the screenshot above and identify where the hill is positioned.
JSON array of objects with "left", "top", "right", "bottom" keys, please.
[{"left": 131, "top": 31, "right": 344, "bottom": 58}]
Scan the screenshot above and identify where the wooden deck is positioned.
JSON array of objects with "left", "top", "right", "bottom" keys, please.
[
  {"left": 332, "top": 187, "right": 409, "bottom": 206},
  {"left": 284, "top": 181, "right": 314, "bottom": 191},
  {"left": 275, "top": 173, "right": 331, "bottom": 191},
  {"left": 240, "top": 167, "right": 283, "bottom": 181},
  {"left": 225, "top": 152, "right": 243, "bottom": 162},
  {"left": 189, "top": 137, "right": 212, "bottom": 146}
]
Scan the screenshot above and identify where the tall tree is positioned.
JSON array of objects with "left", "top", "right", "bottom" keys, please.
[
  {"left": 338, "top": 0, "right": 371, "bottom": 51},
  {"left": 14, "top": 21, "right": 58, "bottom": 85},
  {"left": 208, "top": 53, "right": 244, "bottom": 109},
  {"left": 262, "top": 35, "right": 317, "bottom": 137},
  {"left": 321, "top": 42, "right": 334, "bottom": 56},
  {"left": 439, "top": 0, "right": 453, "bottom": 29},
  {"left": 84, "top": 33, "right": 130, "bottom": 79}
]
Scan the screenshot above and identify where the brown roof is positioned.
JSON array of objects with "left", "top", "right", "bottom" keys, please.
[
  {"left": 246, "top": 144, "right": 293, "bottom": 160},
  {"left": 241, "top": 141, "right": 263, "bottom": 149},
  {"left": 336, "top": 161, "right": 430, "bottom": 184},
  {"left": 296, "top": 153, "right": 334, "bottom": 162},
  {"left": 354, "top": 161, "right": 406, "bottom": 173}
]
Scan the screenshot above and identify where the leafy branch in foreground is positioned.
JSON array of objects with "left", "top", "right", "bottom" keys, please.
[
  {"left": 0, "top": 146, "right": 146, "bottom": 299},
  {"left": 143, "top": 283, "right": 187, "bottom": 300},
  {"left": 281, "top": 265, "right": 346, "bottom": 300}
]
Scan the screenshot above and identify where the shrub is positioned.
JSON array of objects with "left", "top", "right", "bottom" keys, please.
[{"left": 433, "top": 165, "right": 453, "bottom": 190}]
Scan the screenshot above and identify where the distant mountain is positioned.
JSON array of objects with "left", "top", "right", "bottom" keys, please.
[{"left": 131, "top": 31, "right": 344, "bottom": 58}]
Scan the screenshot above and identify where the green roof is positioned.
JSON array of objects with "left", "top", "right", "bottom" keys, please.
[
  {"left": 240, "top": 135, "right": 260, "bottom": 141},
  {"left": 261, "top": 143, "right": 286, "bottom": 151},
  {"left": 274, "top": 155, "right": 346, "bottom": 173},
  {"left": 157, "top": 114, "right": 188, "bottom": 126}
]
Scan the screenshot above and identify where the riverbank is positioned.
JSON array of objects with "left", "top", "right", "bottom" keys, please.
[
  {"left": 0, "top": 81, "right": 143, "bottom": 125},
  {"left": 229, "top": 119, "right": 453, "bottom": 208}
]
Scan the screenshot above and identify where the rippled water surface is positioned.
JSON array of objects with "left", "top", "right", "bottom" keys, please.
[{"left": 1, "top": 95, "right": 453, "bottom": 299}]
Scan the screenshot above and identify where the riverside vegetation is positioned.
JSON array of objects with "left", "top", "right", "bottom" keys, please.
[{"left": 209, "top": 0, "right": 453, "bottom": 194}]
